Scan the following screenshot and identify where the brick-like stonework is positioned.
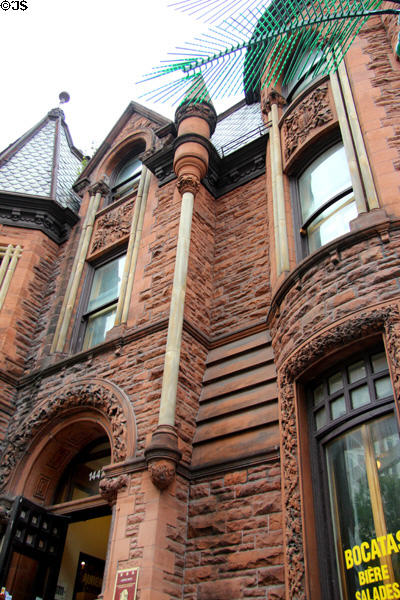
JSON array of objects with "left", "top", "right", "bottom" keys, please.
[
  {"left": 184, "top": 462, "right": 284, "bottom": 600},
  {"left": 211, "top": 176, "right": 270, "bottom": 337}
]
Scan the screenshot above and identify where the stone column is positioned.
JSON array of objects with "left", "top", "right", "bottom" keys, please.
[
  {"left": 263, "top": 90, "right": 290, "bottom": 278},
  {"left": 145, "top": 97, "right": 216, "bottom": 490}
]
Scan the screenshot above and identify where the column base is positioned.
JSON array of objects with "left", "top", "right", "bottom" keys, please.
[{"left": 144, "top": 425, "right": 182, "bottom": 490}]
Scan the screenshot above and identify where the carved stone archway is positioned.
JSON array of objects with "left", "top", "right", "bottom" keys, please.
[
  {"left": 0, "top": 378, "right": 136, "bottom": 502},
  {"left": 277, "top": 304, "right": 400, "bottom": 599}
]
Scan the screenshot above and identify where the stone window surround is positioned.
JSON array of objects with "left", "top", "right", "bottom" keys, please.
[{"left": 0, "top": 244, "right": 22, "bottom": 311}]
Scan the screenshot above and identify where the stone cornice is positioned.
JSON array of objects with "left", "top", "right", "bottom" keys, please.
[
  {"left": 0, "top": 191, "right": 79, "bottom": 244},
  {"left": 144, "top": 132, "right": 268, "bottom": 198}
]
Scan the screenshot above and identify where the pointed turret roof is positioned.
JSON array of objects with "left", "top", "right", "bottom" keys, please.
[{"left": 0, "top": 108, "right": 83, "bottom": 212}]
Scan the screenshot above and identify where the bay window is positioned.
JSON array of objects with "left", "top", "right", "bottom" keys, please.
[{"left": 297, "top": 143, "right": 357, "bottom": 255}]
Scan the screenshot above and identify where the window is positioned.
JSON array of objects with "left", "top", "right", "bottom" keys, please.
[
  {"left": 296, "top": 143, "right": 357, "bottom": 255},
  {"left": 110, "top": 155, "right": 142, "bottom": 203},
  {"left": 283, "top": 47, "right": 326, "bottom": 102},
  {"left": 308, "top": 349, "right": 400, "bottom": 600},
  {"left": 79, "top": 253, "right": 126, "bottom": 350}
]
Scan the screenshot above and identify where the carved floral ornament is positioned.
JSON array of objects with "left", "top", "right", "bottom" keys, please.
[
  {"left": 176, "top": 174, "right": 200, "bottom": 196},
  {"left": 283, "top": 83, "right": 333, "bottom": 161},
  {"left": 277, "top": 304, "right": 400, "bottom": 599},
  {"left": 89, "top": 199, "right": 134, "bottom": 256},
  {"left": 0, "top": 378, "right": 135, "bottom": 494}
]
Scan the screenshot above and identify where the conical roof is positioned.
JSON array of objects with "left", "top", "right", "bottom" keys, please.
[{"left": 0, "top": 108, "right": 83, "bottom": 212}]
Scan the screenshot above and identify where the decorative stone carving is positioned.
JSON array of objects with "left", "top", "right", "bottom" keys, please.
[
  {"left": 261, "top": 88, "right": 287, "bottom": 114},
  {"left": 175, "top": 102, "right": 217, "bottom": 136},
  {"left": 277, "top": 304, "right": 399, "bottom": 598},
  {"left": 176, "top": 174, "right": 200, "bottom": 196},
  {"left": 283, "top": 83, "right": 333, "bottom": 160},
  {"left": 148, "top": 459, "right": 176, "bottom": 490},
  {"left": 89, "top": 199, "right": 134, "bottom": 255},
  {"left": 99, "top": 474, "right": 129, "bottom": 504},
  {"left": 0, "top": 379, "right": 132, "bottom": 493},
  {"left": 89, "top": 177, "right": 110, "bottom": 197},
  {"left": 144, "top": 424, "right": 182, "bottom": 490}
]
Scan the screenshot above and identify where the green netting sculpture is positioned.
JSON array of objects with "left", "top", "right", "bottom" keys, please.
[{"left": 141, "top": 0, "right": 400, "bottom": 105}]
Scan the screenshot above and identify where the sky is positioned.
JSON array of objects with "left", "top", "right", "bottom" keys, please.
[{"left": 0, "top": 0, "right": 242, "bottom": 157}]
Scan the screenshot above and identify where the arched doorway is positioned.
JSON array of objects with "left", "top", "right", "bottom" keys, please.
[{"left": 0, "top": 379, "right": 136, "bottom": 600}]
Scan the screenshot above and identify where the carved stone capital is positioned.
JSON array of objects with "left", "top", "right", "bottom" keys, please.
[
  {"left": 176, "top": 174, "right": 200, "bottom": 196},
  {"left": 262, "top": 88, "right": 287, "bottom": 114},
  {"left": 99, "top": 474, "right": 129, "bottom": 505},
  {"left": 89, "top": 176, "right": 110, "bottom": 197},
  {"left": 144, "top": 425, "right": 182, "bottom": 490},
  {"left": 175, "top": 101, "right": 217, "bottom": 135}
]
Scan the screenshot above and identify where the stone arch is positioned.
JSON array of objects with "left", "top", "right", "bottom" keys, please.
[
  {"left": 277, "top": 303, "right": 400, "bottom": 599},
  {"left": 99, "top": 130, "right": 157, "bottom": 177},
  {"left": 0, "top": 378, "right": 136, "bottom": 503}
]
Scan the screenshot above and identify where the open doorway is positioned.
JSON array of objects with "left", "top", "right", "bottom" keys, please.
[{"left": 0, "top": 437, "right": 113, "bottom": 600}]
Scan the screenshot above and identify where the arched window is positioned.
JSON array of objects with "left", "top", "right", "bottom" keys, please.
[
  {"left": 308, "top": 348, "right": 400, "bottom": 599},
  {"left": 282, "top": 47, "right": 326, "bottom": 102},
  {"left": 110, "top": 155, "right": 142, "bottom": 203}
]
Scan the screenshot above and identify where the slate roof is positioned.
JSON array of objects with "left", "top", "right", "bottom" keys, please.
[
  {"left": 0, "top": 108, "right": 83, "bottom": 212},
  {"left": 211, "top": 101, "right": 267, "bottom": 157}
]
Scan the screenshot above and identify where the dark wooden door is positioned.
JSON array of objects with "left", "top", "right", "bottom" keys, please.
[{"left": 0, "top": 496, "right": 69, "bottom": 600}]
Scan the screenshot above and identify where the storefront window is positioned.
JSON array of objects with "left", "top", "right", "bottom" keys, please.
[{"left": 310, "top": 349, "right": 400, "bottom": 599}]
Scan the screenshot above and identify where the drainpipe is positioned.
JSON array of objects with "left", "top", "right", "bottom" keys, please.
[{"left": 144, "top": 97, "right": 216, "bottom": 490}]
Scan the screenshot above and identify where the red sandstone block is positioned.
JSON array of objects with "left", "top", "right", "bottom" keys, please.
[
  {"left": 226, "top": 547, "right": 283, "bottom": 571},
  {"left": 224, "top": 470, "right": 247, "bottom": 485},
  {"left": 258, "top": 566, "right": 284, "bottom": 586},
  {"left": 184, "top": 565, "right": 216, "bottom": 583},
  {"left": 267, "top": 584, "right": 285, "bottom": 599},
  {"left": 198, "top": 578, "right": 243, "bottom": 600}
]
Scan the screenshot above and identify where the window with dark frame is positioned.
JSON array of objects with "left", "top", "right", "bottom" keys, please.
[
  {"left": 77, "top": 252, "right": 126, "bottom": 351},
  {"left": 294, "top": 142, "right": 357, "bottom": 256},
  {"left": 109, "top": 150, "right": 144, "bottom": 202},
  {"left": 308, "top": 348, "right": 400, "bottom": 600}
]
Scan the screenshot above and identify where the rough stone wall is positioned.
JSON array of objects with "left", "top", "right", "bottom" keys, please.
[
  {"left": 0, "top": 227, "right": 59, "bottom": 377},
  {"left": 136, "top": 181, "right": 179, "bottom": 327},
  {"left": 211, "top": 176, "right": 270, "bottom": 337},
  {"left": 359, "top": 16, "right": 400, "bottom": 172},
  {"left": 184, "top": 461, "right": 284, "bottom": 600},
  {"left": 270, "top": 226, "right": 400, "bottom": 368},
  {"left": 14, "top": 329, "right": 167, "bottom": 455},
  {"left": 185, "top": 187, "right": 216, "bottom": 335},
  {"left": 176, "top": 333, "right": 208, "bottom": 464}
]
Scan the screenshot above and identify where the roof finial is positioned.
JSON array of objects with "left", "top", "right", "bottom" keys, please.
[{"left": 58, "top": 91, "right": 70, "bottom": 106}]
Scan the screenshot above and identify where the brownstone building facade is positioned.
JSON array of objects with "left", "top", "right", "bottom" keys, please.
[{"left": 0, "top": 7, "right": 399, "bottom": 600}]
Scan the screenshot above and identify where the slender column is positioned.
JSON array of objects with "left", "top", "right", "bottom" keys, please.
[
  {"left": 0, "top": 245, "right": 13, "bottom": 289},
  {"left": 115, "top": 166, "right": 151, "bottom": 325},
  {"left": 51, "top": 179, "right": 109, "bottom": 353},
  {"left": 158, "top": 177, "right": 198, "bottom": 426},
  {"left": 0, "top": 245, "right": 21, "bottom": 310},
  {"left": 264, "top": 91, "right": 290, "bottom": 277},
  {"left": 330, "top": 71, "right": 367, "bottom": 215},
  {"left": 337, "top": 61, "right": 379, "bottom": 210},
  {"left": 145, "top": 87, "right": 215, "bottom": 490}
]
